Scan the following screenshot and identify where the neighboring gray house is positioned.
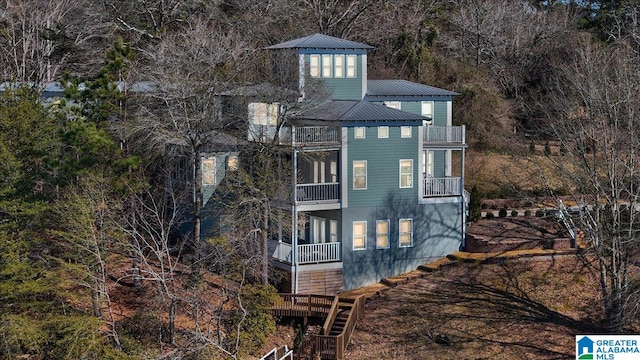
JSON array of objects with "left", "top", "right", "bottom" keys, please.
[{"left": 256, "top": 34, "right": 468, "bottom": 294}]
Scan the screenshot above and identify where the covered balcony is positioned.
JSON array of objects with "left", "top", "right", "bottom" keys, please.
[
  {"left": 296, "top": 183, "right": 340, "bottom": 203},
  {"left": 423, "top": 176, "right": 463, "bottom": 197},
  {"left": 272, "top": 241, "right": 341, "bottom": 265},
  {"left": 423, "top": 125, "right": 465, "bottom": 146},
  {"left": 278, "top": 126, "right": 341, "bottom": 147}
]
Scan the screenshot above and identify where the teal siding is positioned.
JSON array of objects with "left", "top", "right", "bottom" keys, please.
[
  {"left": 303, "top": 54, "right": 364, "bottom": 100},
  {"left": 341, "top": 201, "right": 463, "bottom": 290},
  {"left": 433, "top": 101, "right": 447, "bottom": 126},
  {"left": 347, "top": 126, "right": 419, "bottom": 208}
]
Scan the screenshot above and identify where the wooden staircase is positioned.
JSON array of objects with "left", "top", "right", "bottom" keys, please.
[{"left": 271, "top": 294, "right": 365, "bottom": 360}]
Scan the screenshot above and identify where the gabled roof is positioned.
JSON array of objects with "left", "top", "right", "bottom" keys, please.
[
  {"left": 365, "top": 80, "right": 459, "bottom": 99},
  {"left": 265, "top": 33, "right": 374, "bottom": 51},
  {"left": 291, "top": 100, "right": 427, "bottom": 126}
]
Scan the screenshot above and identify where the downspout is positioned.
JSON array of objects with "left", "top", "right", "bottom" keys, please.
[{"left": 292, "top": 126, "right": 299, "bottom": 294}]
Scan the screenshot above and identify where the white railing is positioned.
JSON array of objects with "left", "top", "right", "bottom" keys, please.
[
  {"left": 424, "top": 125, "right": 465, "bottom": 144},
  {"left": 298, "top": 242, "right": 341, "bottom": 264},
  {"left": 272, "top": 242, "right": 293, "bottom": 263},
  {"left": 260, "top": 345, "right": 293, "bottom": 360},
  {"left": 272, "top": 242, "right": 341, "bottom": 264},
  {"left": 296, "top": 183, "right": 340, "bottom": 202},
  {"left": 423, "top": 176, "right": 462, "bottom": 197},
  {"left": 293, "top": 126, "right": 340, "bottom": 145}
]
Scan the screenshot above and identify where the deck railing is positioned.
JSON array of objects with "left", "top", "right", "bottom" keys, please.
[
  {"left": 293, "top": 126, "right": 340, "bottom": 146},
  {"left": 423, "top": 176, "right": 462, "bottom": 197},
  {"left": 314, "top": 295, "right": 366, "bottom": 360},
  {"left": 271, "top": 242, "right": 341, "bottom": 264},
  {"left": 271, "top": 294, "right": 335, "bottom": 318},
  {"left": 424, "top": 125, "right": 465, "bottom": 145},
  {"left": 296, "top": 183, "right": 340, "bottom": 203}
]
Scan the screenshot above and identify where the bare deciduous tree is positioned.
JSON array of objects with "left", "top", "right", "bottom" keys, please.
[{"left": 549, "top": 38, "right": 640, "bottom": 332}]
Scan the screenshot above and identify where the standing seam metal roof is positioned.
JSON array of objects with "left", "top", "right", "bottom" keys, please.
[
  {"left": 365, "top": 80, "right": 459, "bottom": 98},
  {"left": 265, "top": 33, "right": 374, "bottom": 50},
  {"left": 291, "top": 100, "right": 428, "bottom": 123}
]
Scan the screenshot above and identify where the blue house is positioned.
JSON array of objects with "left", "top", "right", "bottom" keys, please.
[{"left": 247, "top": 34, "right": 468, "bottom": 294}]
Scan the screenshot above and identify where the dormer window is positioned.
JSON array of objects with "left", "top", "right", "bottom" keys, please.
[
  {"left": 346, "top": 55, "right": 356, "bottom": 78},
  {"left": 322, "top": 54, "right": 332, "bottom": 77},
  {"left": 334, "top": 55, "right": 344, "bottom": 78},
  {"left": 421, "top": 101, "right": 434, "bottom": 126},
  {"left": 309, "top": 55, "right": 320, "bottom": 78}
]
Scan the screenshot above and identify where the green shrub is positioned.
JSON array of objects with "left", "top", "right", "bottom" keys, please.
[
  {"left": 524, "top": 209, "right": 532, "bottom": 216},
  {"left": 469, "top": 186, "right": 482, "bottom": 222},
  {"left": 481, "top": 202, "right": 488, "bottom": 210},
  {"left": 535, "top": 209, "right": 545, "bottom": 217},
  {"left": 485, "top": 212, "right": 495, "bottom": 219},
  {"left": 511, "top": 210, "right": 518, "bottom": 217},
  {"left": 544, "top": 141, "right": 551, "bottom": 156},
  {"left": 498, "top": 208, "right": 507, "bottom": 217}
]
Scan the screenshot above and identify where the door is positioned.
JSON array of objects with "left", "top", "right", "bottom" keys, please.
[{"left": 311, "top": 216, "right": 326, "bottom": 243}]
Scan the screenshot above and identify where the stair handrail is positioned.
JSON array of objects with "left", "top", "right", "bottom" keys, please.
[{"left": 322, "top": 296, "right": 340, "bottom": 336}]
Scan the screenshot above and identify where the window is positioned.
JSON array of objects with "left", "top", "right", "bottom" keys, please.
[
  {"left": 378, "top": 126, "right": 389, "bottom": 138},
  {"left": 322, "top": 54, "right": 332, "bottom": 78},
  {"left": 330, "top": 161, "right": 337, "bottom": 182},
  {"left": 227, "top": 155, "right": 238, "bottom": 171},
  {"left": 421, "top": 101, "right": 434, "bottom": 125},
  {"left": 399, "top": 219, "right": 413, "bottom": 247},
  {"left": 354, "top": 127, "right": 366, "bottom": 139},
  {"left": 346, "top": 55, "right": 356, "bottom": 78},
  {"left": 249, "top": 102, "right": 278, "bottom": 125},
  {"left": 310, "top": 55, "right": 320, "bottom": 78},
  {"left": 202, "top": 157, "right": 216, "bottom": 185},
  {"left": 353, "top": 161, "right": 367, "bottom": 190},
  {"left": 334, "top": 55, "right": 344, "bottom": 78},
  {"left": 400, "top": 159, "right": 413, "bottom": 188},
  {"left": 353, "top": 221, "right": 367, "bottom": 250},
  {"left": 330, "top": 220, "right": 338, "bottom": 242},
  {"left": 376, "top": 220, "right": 390, "bottom": 249},
  {"left": 401, "top": 126, "right": 412, "bottom": 138},
  {"left": 384, "top": 101, "right": 401, "bottom": 110}
]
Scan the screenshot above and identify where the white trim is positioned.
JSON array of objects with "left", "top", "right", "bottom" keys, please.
[
  {"left": 353, "top": 221, "right": 367, "bottom": 250},
  {"left": 322, "top": 54, "right": 332, "bottom": 78},
  {"left": 334, "top": 54, "right": 344, "bottom": 78},
  {"left": 346, "top": 54, "right": 357, "bottom": 78},
  {"left": 309, "top": 54, "right": 320, "bottom": 78},
  {"left": 378, "top": 126, "right": 389, "bottom": 139},
  {"left": 399, "top": 218, "right": 413, "bottom": 248},
  {"left": 401, "top": 126, "right": 412, "bottom": 138},
  {"left": 353, "top": 160, "right": 367, "bottom": 190},
  {"left": 399, "top": 159, "right": 413, "bottom": 188},
  {"left": 354, "top": 126, "right": 366, "bottom": 139}
]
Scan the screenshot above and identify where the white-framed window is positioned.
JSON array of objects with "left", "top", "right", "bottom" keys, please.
[
  {"left": 400, "top": 159, "right": 413, "bottom": 188},
  {"left": 353, "top": 160, "right": 367, "bottom": 190},
  {"left": 421, "top": 101, "right": 434, "bottom": 125},
  {"left": 401, "top": 126, "right": 412, "bottom": 138},
  {"left": 310, "top": 55, "right": 320, "bottom": 78},
  {"left": 399, "top": 219, "right": 413, "bottom": 247},
  {"left": 346, "top": 55, "right": 356, "bottom": 78},
  {"left": 330, "top": 220, "right": 338, "bottom": 242},
  {"left": 330, "top": 160, "right": 337, "bottom": 182},
  {"left": 384, "top": 101, "right": 401, "bottom": 110},
  {"left": 353, "top": 221, "right": 367, "bottom": 250},
  {"left": 376, "top": 220, "right": 390, "bottom": 249},
  {"left": 424, "top": 150, "right": 434, "bottom": 177},
  {"left": 227, "top": 155, "right": 238, "bottom": 171},
  {"left": 378, "top": 126, "right": 389, "bottom": 138},
  {"left": 354, "top": 127, "right": 366, "bottom": 139},
  {"left": 202, "top": 157, "right": 217, "bottom": 185},
  {"left": 322, "top": 54, "right": 332, "bottom": 78},
  {"left": 334, "top": 55, "right": 344, "bottom": 78}
]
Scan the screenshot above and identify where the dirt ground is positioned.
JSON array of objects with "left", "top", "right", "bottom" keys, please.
[{"left": 345, "top": 255, "right": 609, "bottom": 360}]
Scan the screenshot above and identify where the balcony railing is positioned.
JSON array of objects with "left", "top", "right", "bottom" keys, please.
[
  {"left": 423, "top": 176, "right": 462, "bottom": 197},
  {"left": 272, "top": 242, "right": 341, "bottom": 264},
  {"left": 296, "top": 183, "right": 340, "bottom": 203},
  {"left": 424, "top": 125, "right": 465, "bottom": 145},
  {"left": 292, "top": 126, "right": 341, "bottom": 146}
]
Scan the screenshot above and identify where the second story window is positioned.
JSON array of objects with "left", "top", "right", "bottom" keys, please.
[
  {"left": 401, "top": 126, "right": 412, "bottom": 138},
  {"left": 421, "top": 101, "right": 434, "bottom": 125},
  {"left": 353, "top": 160, "right": 367, "bottom": 190},
  {"left": 202, "top": 157, "right": 217, "bottom": 185},
  {"left": 346, "top": 55, "right": 356, "bottom": 78},
  {"left": 334, "top": 55, "right": 344, "bottom": 78},
  {"left": 310, "top": 55, "right": 320, "bottom": 78},
  {"left": 378, "top": 126, "right": 389, "bottom": 138},
  {"left": 400, "top": 159, "right": 413, "bottom": 188},
  {"left": 354, "top": 127, "right": 366, "bottom": 139},
  {"left": 322, "top": 54, "right": 332, "bottom": 78}
]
